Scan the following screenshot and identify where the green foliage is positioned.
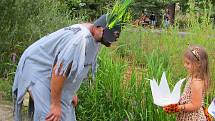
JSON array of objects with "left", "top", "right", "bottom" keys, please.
[
  {"left": 174, "top": 0, "right": 214, "bottom": 32},
  {"left": 64, "top": 0, "right": 116, "bottom": 21},
  {"left": 0, "top": 0, "right": 80, "bottom": 79},
  {"left": 0, "top": 79, "right": 12, "bottom": 100}
]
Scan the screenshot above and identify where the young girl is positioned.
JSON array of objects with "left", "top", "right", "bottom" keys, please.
[{"left": 163, "top": 45, "right": 211, "bottom": 121}]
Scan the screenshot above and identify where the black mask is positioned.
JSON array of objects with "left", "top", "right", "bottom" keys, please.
[
  {"left": 94, "top": 14, "right": 122, "bottom": 47},
  {"left": 100, "top": 26, "right": 121, "bottom": 47}
]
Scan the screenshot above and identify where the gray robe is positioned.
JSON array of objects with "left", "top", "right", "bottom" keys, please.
[{"left": 12, "top": 24, "right": 100, "bottom": 121}]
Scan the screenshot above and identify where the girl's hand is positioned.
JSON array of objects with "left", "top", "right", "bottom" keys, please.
[{"left": 163, "top": 104, "right": 180, "bottom": 113}]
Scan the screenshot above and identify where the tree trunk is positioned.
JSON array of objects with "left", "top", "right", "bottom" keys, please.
[{"left": 167, "top": 3, "right": 176, "bottom": 25}]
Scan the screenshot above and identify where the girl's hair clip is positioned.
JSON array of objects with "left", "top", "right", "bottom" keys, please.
[
  {"left": 191, "top": 48, "right": 200, "bottom": 61},
  {"left": 187, "top": 43, "right": 200, "bottom": 61}
]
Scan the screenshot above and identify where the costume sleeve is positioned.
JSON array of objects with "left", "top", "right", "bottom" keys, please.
[{"left": 54, "top": 35, "right": 86, "bottom": 79}]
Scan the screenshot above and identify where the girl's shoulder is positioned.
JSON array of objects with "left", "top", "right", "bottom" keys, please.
[
  {"left": 189, "top": 77, "right": 204, "bottom": 86},
  {"left": 190, "top": 77, "right": 205, "bottom": 89}
]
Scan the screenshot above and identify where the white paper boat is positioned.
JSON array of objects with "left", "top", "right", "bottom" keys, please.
[
  {"left": 208, "top": 98, "right": 215, "bottom": 118},
  {"left": 149, "top": 72, "right": 185, "bottom": 107}
]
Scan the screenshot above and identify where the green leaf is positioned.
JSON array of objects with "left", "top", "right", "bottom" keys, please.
[{"left": 107, "top": 0, "right": 134, "bottom": 29}]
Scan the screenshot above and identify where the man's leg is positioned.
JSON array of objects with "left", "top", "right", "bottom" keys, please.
[
  {"left": 29, "top": 82, "right": 76, "bottom": 121},
  {"left": 28, "top": 93, "right": 34, "bottom": 120},
  {"left": 13, "top": 89, "right": 23, "bottom": 121},
  {"left": 60, "top": 101, "right": 76, "bottom": 121},
  {"left": 29, "top": 82, "right": 51, "bottom": 121}
]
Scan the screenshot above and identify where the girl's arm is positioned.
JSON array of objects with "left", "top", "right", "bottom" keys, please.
[{"left": 179, "top": 78, "right": 205, "bottom": 112}]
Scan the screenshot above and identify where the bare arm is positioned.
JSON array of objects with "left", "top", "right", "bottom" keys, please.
[
  {"left": 179, "top": 79, "right": 204, "bottom": 112},
  {"left": 50, "top": 65, "right": 66, "bottom": 106},
  {"left": 46, "top": 65, "right": 66, "bottom": 121}
]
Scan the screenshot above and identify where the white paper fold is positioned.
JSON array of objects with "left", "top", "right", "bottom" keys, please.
[
  {"left": 208, "top": 98, "right": 215, "bottom": 118},
  {"left": 149, "top": 72, "right": 185, "bottom": 107}
]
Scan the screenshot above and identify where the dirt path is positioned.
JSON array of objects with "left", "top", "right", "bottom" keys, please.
[
  {"left": 0, "top": 92, "right": 31, "bottom": 121},
  {"left": 0, "top": 102, "right": 13, "bottom": 121}
]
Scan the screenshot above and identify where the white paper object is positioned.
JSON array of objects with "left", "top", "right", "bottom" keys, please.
[
  {"left": 149, "top": 72, "right": 185, "bottom": 107},
  {"left": 208, "top": 98, "right": 215, "bottom": 118}
]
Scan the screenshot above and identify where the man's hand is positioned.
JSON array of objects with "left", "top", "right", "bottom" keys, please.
[
  {"left": 45, "top": 104, "right": 61, "bottom": 121},
  {"left": 72, "top": 95, "right": 78, "bottom": 107}
]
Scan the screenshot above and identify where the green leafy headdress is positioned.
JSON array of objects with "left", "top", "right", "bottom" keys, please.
[
  {"left": 94, "top": 0, "right": 133, "bottom": 47},
  {"left": 107, "top": 0, "right": 133, "bottom": 29}
]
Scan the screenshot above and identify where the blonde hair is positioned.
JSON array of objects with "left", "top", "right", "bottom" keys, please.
[{"left": 184, "top": 45, "right": 210, "bottom": 90}]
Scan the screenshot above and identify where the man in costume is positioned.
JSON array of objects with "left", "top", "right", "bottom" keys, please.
[{"left": 12, "top": 0, "right": 133, "bottom": 120}]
